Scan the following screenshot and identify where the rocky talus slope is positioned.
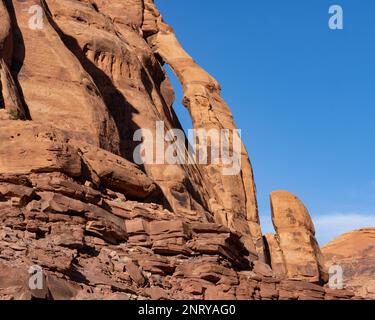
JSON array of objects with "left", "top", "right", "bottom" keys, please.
[
  {"left": 322, "top": 228, "right": 375, "bottom": 299},
  {"left": 0, "top": 0, "right": 366, "bottom": 300}
]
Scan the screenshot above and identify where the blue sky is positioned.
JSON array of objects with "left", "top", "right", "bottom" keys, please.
[{"left": 156, "top": 0, "right": 375, "bottom": 244}]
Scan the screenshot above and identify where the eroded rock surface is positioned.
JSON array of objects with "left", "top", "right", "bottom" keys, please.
[
  {"left": 0, "top": 172, "right": 358, "bottom": 300},
  {"left": 0, "top": 0, "right": 262, "bottom": 258}
]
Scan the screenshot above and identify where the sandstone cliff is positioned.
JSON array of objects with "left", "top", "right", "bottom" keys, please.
[{"left": 0, "top": 0, "right": 367, "bottom": 300}]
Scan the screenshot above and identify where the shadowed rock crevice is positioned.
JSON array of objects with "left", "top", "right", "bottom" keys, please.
[
  {"left": 41, "top": 0, "right": 135, "bottom": 159},
  {"left": 1, "top": 0, "right": 31, "bottom": 120},
  {"left": 45, "top": 3, "right": 131, "bottom": 156},
  {"left": 42, "top": 0, "right": 214, "bottom": 218}
]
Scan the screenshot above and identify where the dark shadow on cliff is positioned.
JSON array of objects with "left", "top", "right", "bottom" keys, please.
[
  {"left": 40, "top": 1, "right": 171, "bottom": 209},
  {"left": 4, "top": 0, "right": 32, "bottom": 120},
  {"left": 41, "top": 1, "right": 138, "bottom": 163}
]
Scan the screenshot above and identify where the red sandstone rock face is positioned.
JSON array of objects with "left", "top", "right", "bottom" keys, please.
[
  {"left": 322, "top": 228, "right": 375, "bottom": 299},
  {"left": 0, "top": 0, "right": 365, "bottom": 300},
  {"left": 1, "top": 0, "right": 262, "bottom": 259},
  {"left": 265, "top": 191, "right": 328, "bottom": 283},
  {"left": 0, "top": 173, "right": 358, "bottom": 300}
]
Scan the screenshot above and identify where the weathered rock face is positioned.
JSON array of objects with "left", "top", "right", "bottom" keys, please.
[
  {"left": 0, "top": 172, "right": 357, "bottom": 300},
  {"left": 6, "top": 0, "right": 186, "bottom": 215},
  {"left": 322, "top": 228, "right": 375, "bottom": 299},
  {"left": 0, "top": 0, "right": 362, "bottom": 300},
  {"left": 0, "top": 121, "right": 158, "bottom": 201},
  {"left": 0, "top": 0, "right": 263, "bottom": 258},
  {"left": 265, "top": 191, "right": 328, "bottom": 283},
  {"left": 7, "top": 0, "right": 121, "bottom": 151}
]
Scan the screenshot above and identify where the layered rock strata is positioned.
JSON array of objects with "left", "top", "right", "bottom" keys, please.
[{"left": 0, "top": 172, "right": 356, "bottom": 300}]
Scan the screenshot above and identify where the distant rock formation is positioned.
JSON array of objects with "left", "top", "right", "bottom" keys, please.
[
  {"left": 322, "top": 228, "right": 375, "bottom": 299},
  {"left": 0, "top": 0, "right": 368, "bottom": 300}
]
